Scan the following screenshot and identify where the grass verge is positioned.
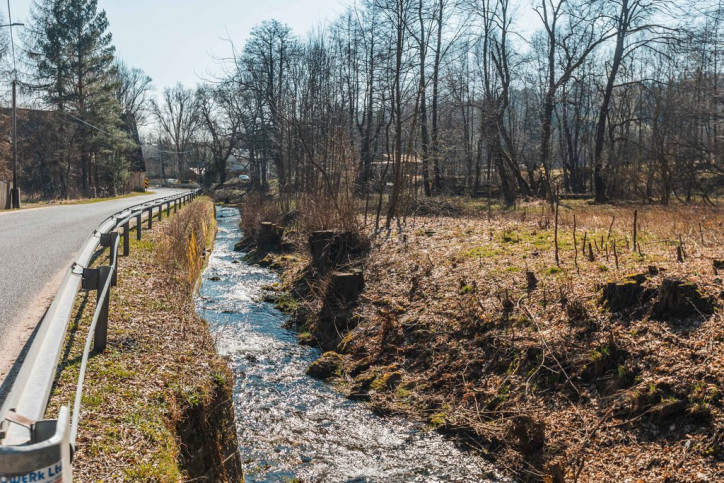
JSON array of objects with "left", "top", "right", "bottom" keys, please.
[
  {"left": 19, "top": 190, "right": 155, "bottom": 209},
  {"left": 45, "top": 197, "right": 242, "bottom": 481}
]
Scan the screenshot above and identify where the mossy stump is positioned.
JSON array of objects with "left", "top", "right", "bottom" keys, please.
[
  {"left": 307, "top": 351, "right": 344, "bottom": 380},
  {"left": 600, "top": 279, "right": 644, "bottom": 313}
]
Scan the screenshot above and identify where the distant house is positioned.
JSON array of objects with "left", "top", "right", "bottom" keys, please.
[
  {"left": 227, "top": 154, "right": 250, "bottom": 176},
  {"left": 142, "top": 144, "right": 176, "bottom": 180}
]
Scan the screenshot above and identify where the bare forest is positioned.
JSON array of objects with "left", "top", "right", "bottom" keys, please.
[
  {"left": 205, "top": 0, "right": 724, "bottom": 220},
  {"left": 3, "top": 0, "right": 724, "bottom": 209}
]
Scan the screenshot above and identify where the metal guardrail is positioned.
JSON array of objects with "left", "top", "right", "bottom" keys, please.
[{"left": 0, "top": 188, "right": 202, "bottom": 481}]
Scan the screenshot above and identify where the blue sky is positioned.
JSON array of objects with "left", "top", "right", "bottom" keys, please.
[{"left": 6, "top": 0, "right": 349, "bottom": 94}]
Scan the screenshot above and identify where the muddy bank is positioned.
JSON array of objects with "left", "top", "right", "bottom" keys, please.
[{"left": 45, "top": 198, "right": 242, "bottom": 481}]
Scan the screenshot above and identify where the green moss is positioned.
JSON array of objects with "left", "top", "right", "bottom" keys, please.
[
  {"left": 297, "top": 332, "right": 315, "bottom": 345},
  {"left": 460, "top": 245, "right": 502, "bottom": 258},
  {"left": 428, "top": 412, "right": 446, "bottom": 428},
  {"left": 370, "top": 371, "right": 402, "bottom": 391},
  {"left": 544, "top": 266, "right": 562, "bottom": 275},
  {"left": 459, "top": 284, "right": 474, "bottom": 294},
  {"left": 274, "top": 293, "right": 299, "bottom": 313},
  {"left": 307, "top": 352, "right": 345, "bottom": 379}
]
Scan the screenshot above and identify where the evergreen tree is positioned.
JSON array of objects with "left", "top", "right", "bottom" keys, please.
[{"left": 28, "top": 0, "right": 131, "bottom": 197}]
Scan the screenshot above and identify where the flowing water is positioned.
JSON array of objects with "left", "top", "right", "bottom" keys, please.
[{"left": 196, "top": 206, "right": 503, "bottom": 482}]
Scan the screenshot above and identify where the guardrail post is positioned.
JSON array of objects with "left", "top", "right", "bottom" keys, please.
[
  {"left": 122, "top": 221, "right": 130, "bottom": 256},
  {"left": 136, "top": 214, "right": 142, "bottom": 240},
  {"left": 147, "top": 208, "right": 153, "bottom": 229},
  {"left": 166, "top": 201, "right": 171, "bottom": 217},
  {"left": 158, "top": 204, "right": 163, "bottom": 221},
  {"left": 174, "top": 199, "right": 177, "bottom": 214},
  {"left": 93, "top": 266, "right": 112, "bottom": 352}
]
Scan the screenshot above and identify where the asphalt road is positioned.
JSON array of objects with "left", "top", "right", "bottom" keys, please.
[{"left": 0, "top": 188, "right": 185, "bottom": 378}]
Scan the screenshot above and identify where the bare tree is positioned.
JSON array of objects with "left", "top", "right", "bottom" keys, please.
[
  {"left": 593, "top": 0, "right": 675, "bottom": 202},
  {"left": 197, "top": 83, "right": 243, "bottom": 184},
  {"left": 153, "top": 83, "right": 200, "bottom": 177},
  {"left": 535, "top": 0, "right": 615, "bottom": 199}
]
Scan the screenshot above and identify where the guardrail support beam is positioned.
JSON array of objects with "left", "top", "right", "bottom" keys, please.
[
  {"left": 147, "top": 208, "right": 153, "bottom": 230},
  {"left": 82, "top": 268, "right": 99, "bottom": 291},
  {"left": 136, "top": 214, "right": 142, "bottom": 240}
]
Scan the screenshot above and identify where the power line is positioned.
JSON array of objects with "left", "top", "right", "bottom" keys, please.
[
  {"left": 60, "top": 110, "right": 114, "bottom": 137},
  {"left": 155, "top": 149, "right": 195, "bottom": 154}
]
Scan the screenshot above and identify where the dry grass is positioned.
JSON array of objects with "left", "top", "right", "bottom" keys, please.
[
  {"left": 239, "top": 192, "right": 284, "bottom": 240},
  {"left": 45, "top": 198, "right": 240, "bottom": 481},
  {"left": 294, "top": 191, "right": 361, "bottom": 234},
  {"left": 157, "top": 200, "right": 216, "bottom": 287},
  {"left": 280, "top": 200, "right": 724, "bottom": 482}
]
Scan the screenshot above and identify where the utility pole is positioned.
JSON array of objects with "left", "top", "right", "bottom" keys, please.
[
  {"left": 1, "top": 9, "right": 25, "bottom": 208},
  {"left": 158, "top": 141, "right": 165, "bottom": 180},
  {"left": 11, "top": 78, "right": 19, "bottom": 208}
]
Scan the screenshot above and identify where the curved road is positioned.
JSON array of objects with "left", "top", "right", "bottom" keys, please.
[{"left": 0, "top": 188, "right": 185, "bottom": 381}]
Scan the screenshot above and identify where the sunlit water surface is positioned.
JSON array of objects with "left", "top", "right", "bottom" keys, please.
[{"left": 196, "top": 206, "right": 503, "bottom": 482}]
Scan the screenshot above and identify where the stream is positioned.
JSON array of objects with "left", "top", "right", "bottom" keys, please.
[{"left": 196, "top": 206, "right": 503, "bottom": 482}]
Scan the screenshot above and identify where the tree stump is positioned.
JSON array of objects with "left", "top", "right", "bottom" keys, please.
[
  {"left": 526, "top": 271, "right": 538, "bottom": 291},
  {"left": 309, "top": 230, "right": 353, "bottom": 275},
  {"left": 651, "top": 278, "right": 715, "bottom": 320},
  {"left": 258, "top": 221, "right": 283, "bottom": 250},
  {"left": 328, "top": 270, "right": 365, "bottom": 305},
  {"left": 600, "top": 280, "right": 644, "bottom": 312}
]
